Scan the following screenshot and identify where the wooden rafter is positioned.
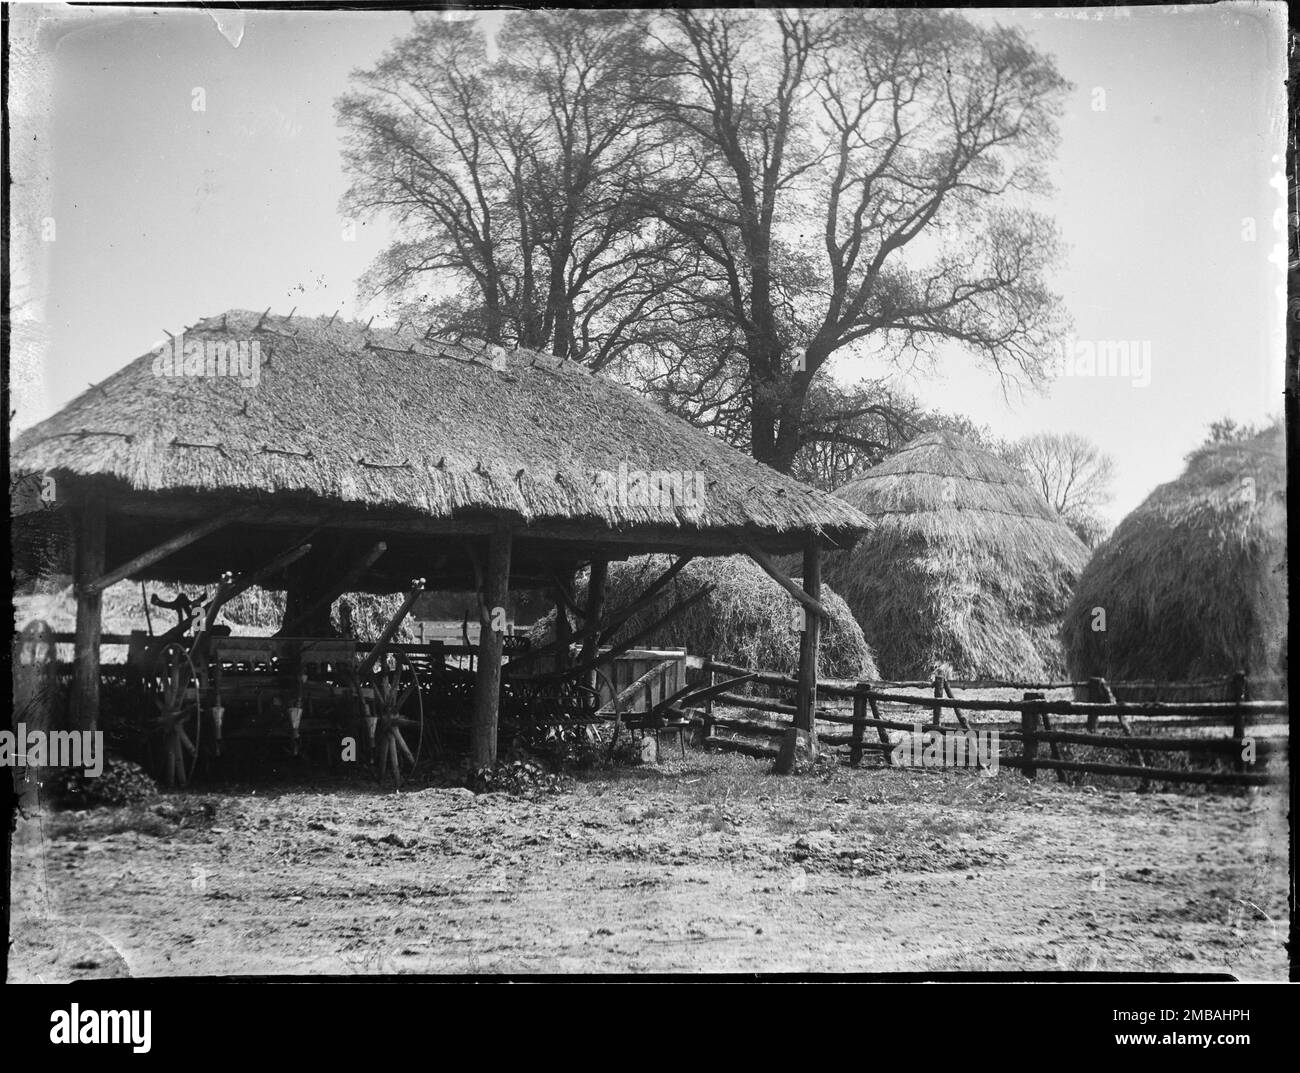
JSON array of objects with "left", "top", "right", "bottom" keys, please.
[
  {"left": 82, "top": 508, "right": 252, "bottom": 595},
  {"left": 743, "top": 542, "right": 831, "bottom": 621}
]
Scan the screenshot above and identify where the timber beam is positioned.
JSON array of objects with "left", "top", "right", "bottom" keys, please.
[{"left": 743, "top": 542, "right": 832, "bottom": 620}]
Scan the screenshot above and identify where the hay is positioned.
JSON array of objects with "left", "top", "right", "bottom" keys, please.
[
  {"left": 1062, "top": 425, "right": 1286, "bottom": 691},
  {"left": 531, "top": 554, "right": 878, "bottom": 680},
  {"left": 824, "top": 431, "right": 1090, "bottom": 681}
]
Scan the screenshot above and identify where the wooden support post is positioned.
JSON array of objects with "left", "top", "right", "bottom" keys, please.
[
  {"left": 471, "top": 525, "right": 512, "bottom": 771},
  {"left": 1230, "top": 670, "right": 1248, "bottom": 773},
  {"left": 931, "top": 674, "right": 944, "bottom": 726},
  {"left": 850, "top": 686, "right": 867, "bottom": 768},
  {"left": 794, "top": 537, "right": 821, "bottom": 748},
  {"left": 1020, "top": 692, "right": 1042, "bottom": 780},
  {"left": 581, "top": 558, "right": 608, "bottom": 679},
  {"left": 71, "top": 495, "right": 106, "bottom": 732}
]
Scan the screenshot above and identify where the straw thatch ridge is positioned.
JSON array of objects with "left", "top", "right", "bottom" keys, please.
[
  {"left": 10, "top": 311, "right": 871, "bottom": 544},
  {"left": 1062, "top": 425, "right": 1286, "bottom": 693},
  {"left": 531, "top": 555, "right": 878, "bottom": 681},
  {"left": 823, "top": 431, "right": 1091, "bottom": 680}
]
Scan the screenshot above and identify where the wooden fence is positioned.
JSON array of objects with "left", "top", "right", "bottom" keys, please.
[{"left": 683, "top": 658, "right": 1287, "bottom": 788}]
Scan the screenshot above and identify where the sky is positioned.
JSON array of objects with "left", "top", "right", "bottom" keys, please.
[{"left": 8, "top": 3, "right": 1288, "bottom": 526}]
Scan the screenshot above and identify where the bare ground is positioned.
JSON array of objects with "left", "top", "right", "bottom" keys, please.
[{"left": 7, "top": 753, "right": 1290, "bottom": 978}]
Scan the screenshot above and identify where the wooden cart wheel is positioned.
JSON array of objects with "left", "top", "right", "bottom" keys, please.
[
  {"left": 148, "top": 643, "right": 203, "bottom": 787},
  {"left": 366, "top": 655, "right": 423, "bottom": 791}
]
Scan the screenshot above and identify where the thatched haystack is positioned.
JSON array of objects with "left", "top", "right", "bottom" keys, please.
[
  {"left": 824, "top": 431, "right": 1091, "bottom": 681},
  {"left": 531, "top": 555, "right": 878, "bottom": 681},
  {"left": 1062, "top": 425, "right": 1286, "bottom": 697}
]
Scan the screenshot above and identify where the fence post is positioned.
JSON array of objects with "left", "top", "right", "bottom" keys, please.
[
  {"left": 1231, "top": 670, "right": 1248, "bottom": 773},
  {"left": 1020, "top": 691, "right": 1043, "bottom": 780},
  {"left": 1038, "top": 709, "right": 1070, "bottom": 784},
  {"left": 850, "top": 685, "right": 867, "bottom": 768},
  {"left": 701, "top": 655, "right": 715, "bottom": 747},
  {"left": 1086, "top": 677, "right": 1105, "bottom": 731},
  {"left": 931, "top": 674, "right": 943, "bottom": 726}
]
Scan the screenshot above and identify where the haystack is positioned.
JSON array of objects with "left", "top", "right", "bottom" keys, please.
[
  {"left": 1062, "top": 425, "right": 1286, "bottom": 696},
  {"left": 823, "top": 431, "right": 1090, "bottom": 681},
  {"left": 532, "top": 555, "right": 877, "bottom": 681}
]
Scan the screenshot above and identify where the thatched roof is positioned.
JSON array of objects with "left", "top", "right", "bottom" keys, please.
[
  {"left": 1062, "top": 425, "right": 1286, "bottom": 692},
  {"left": 10, "top": 310, "right": 870, "bottom": 587},
  {"left": 823, "top": 430, "right": 1091, "bottom": 681},
  {"left": 531, "top": 555, "right": 878, "bottom": 681}
]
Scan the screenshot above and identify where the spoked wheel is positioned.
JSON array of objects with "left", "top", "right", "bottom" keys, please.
[
  {"left": 549, "top": 674, "right": 602, "bottom": 745},
  {"left": 365, "top": 655, "right": 424, "bottom": 791},
  {"left": 148, "top": 643, "right": 203, "bottom": 787}
]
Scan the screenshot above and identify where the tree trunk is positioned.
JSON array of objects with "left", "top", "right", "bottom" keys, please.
[
  {"left": 279, "top": 553, "right": 341, "bottom": 637},
  {"left": 748, "top": 333, "right": 784, "bottom": 467}
]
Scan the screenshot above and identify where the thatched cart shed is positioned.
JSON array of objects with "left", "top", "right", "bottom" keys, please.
[
  {"left": 11, "top": 310, "right": 872, "bottom": 765},
  {"left": 823, "top": 430, "right": 1090, "bottom": 681},
  {"left": 1062, "top": 425, "right": 1286, "bottom": 697}
]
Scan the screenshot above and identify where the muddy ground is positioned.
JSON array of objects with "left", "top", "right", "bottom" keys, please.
[{"left": 7, "top": 752, "right": 1290, "bottom": 978}]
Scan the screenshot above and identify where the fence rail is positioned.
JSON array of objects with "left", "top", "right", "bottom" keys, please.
[{"left": 686, "top": 659, "right": 1287, "bottom": 788}]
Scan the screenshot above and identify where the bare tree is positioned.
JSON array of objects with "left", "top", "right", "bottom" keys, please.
[
  {"left": 1004, "top": 431, "right": 1115, "bottom": 546},
  {"left": 337, "top": 12, "right": 685, "bottom": 367},
  {"left": 339, "top": 10, "right": 1070, "bottom": 473},
  {"left": 643, "top": 9, "right": 1071, "bottom": 471}
]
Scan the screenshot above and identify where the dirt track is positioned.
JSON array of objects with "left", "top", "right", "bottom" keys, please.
[{"left": 7, "top": 754, "right": 1290, "bottom": 978}]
